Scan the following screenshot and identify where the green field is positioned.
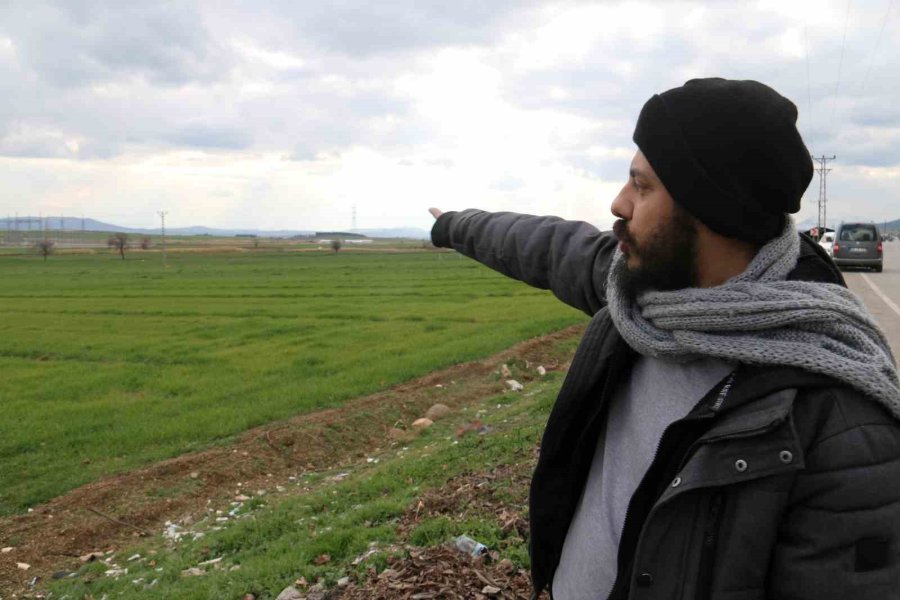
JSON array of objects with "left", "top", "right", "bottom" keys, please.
[
  {"left": 46, "top": 354, "right": 573, "bottom": 599},
  {"left": 0, "top": 249, "right": 584, "bottom": 515}
]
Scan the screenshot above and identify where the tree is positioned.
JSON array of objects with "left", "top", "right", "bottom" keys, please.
[
  {"left": 331, "top": 239, "right": 342, "bottom": 253},
  {"left": 34, "top": 239, "right": 54, "bottom": 261},
  {"left": 108, "top": 233, "right": 129, "bottom": 260},
  {"left": 140, "top": 236, "right": 152, "bottom": 250}
]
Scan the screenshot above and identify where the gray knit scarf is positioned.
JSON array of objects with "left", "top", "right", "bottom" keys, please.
[{"left": 607, "top": 218, "right": 900, "bottom": 420}]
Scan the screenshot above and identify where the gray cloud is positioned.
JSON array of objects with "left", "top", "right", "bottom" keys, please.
[
  {"left": 239, "top": 0, "right": 543, "bottom": 58},
  {"left": 166, "top": 121, "right": 253, "bottom": 150},
  {"left": 0, "top": 0, "right": 897, "bottom": 230},
  {"left": 0, "top": 130, "right": 73, "bottom": 159},
  {"left": 0, "top": 1, "right": 233, "bottom": 88}
]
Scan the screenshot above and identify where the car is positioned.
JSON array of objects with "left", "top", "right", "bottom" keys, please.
[
  {"left": 832, "top": 222, "right": 883, "bottom": 273},
  {"left": 819, "top": 231, "right": 835, "bottom": 256}
]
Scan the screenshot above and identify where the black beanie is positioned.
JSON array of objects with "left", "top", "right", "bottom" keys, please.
[{"left": 632, "top": 78, "right": 813, "bottom": 245}]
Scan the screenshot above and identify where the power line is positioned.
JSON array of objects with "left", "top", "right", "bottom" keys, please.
[
  {"left": 805, "top": 25, "right": 814, "bottom": 141},
  {"left": 860, "top": 0, "right": 895, "bottom": 92},
  {"left": 830, "top": 0, "right": 853, "bottom": 128},
  {"left": 158, "top": 211, "right": 169, "bottom": 268}
]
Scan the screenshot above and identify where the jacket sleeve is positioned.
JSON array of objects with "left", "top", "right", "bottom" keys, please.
[
  {"left": 769, "top": 391, "right": 900, "bottom": 599},
  {"left": 430, "top": 209, "right": 618, "bottom": 316}
]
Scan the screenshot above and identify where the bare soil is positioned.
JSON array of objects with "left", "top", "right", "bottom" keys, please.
[{"left": 0, "top": 325, "right": 582, "bottom": 596}]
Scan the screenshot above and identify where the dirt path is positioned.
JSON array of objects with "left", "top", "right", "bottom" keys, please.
[{"left": 0, "top": 325, "right": 583, "bottom": 595}]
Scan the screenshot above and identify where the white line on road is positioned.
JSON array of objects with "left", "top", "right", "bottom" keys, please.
[{"left": 860, "top": 274, "right": 900, "bottom": 319}]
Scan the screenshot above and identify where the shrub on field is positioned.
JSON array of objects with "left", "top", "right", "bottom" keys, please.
[
  {"left": 331, "top": 239, "right": 342, "bottom": 253},
  {"left": 108, "top": 233, "right": 129, "bottom": 260},
  {"left": 34, "top": 239, "right": 54, "bottom": 261},
  {"left": 140, "top": 236, "right": 152, "bottom": 250}
]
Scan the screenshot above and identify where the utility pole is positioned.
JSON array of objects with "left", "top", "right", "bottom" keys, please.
[
  {"left": 352, "top": 205, "right": 357, "bottom": 231},
  {"left": 811, "top": 155, "right": 836, "bottom": 238},
  {"left": 158, "top": 210, "right": 168, "bottom": 267}
]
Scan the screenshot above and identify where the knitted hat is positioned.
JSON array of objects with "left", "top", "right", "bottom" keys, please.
[{"left": 633, "top": 78, "right": 813, "bottom": 244}]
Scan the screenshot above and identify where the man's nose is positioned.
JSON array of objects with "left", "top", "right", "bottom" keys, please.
[{"left": 610, "top": 187, "right": 632, "bottom": 220}]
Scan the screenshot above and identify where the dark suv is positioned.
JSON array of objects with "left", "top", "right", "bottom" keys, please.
[{"left": 832, "top": 222, "right": 883, "bottom": 272}]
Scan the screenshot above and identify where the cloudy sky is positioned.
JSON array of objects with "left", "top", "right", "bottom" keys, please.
[{"left": 0, "top": 0, "right": 897, "bottom": 232}]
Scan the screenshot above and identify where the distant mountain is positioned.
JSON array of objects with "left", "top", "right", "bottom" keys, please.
[
  {"left": 350, "top": 227, "right": 429, "bottom": 239},
  {"left": 0, "top": 216, "right": 136, "bottom": 233},
  {"left": 0, "top": 217, "right": 429, "bottom": 239}
]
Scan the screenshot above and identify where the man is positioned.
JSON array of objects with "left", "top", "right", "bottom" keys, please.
[{"left": 429, "top": 78, "right": 900, "bottom": 599}]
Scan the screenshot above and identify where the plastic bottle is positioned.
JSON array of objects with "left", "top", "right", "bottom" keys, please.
[{"left": 454, "top": 534, "right": 487, "bottom": 557}]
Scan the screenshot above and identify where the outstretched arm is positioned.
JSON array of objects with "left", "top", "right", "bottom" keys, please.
[{"left": 429, "top": 208, "right": 618, "bottom": 317}]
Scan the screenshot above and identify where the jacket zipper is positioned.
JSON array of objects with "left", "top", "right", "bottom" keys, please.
[
  {"left": 697, "top": 490, "right": 725, "bottom": 600},
  {"left": 608, "top": 413, "right": 713, "bottom": 598}
]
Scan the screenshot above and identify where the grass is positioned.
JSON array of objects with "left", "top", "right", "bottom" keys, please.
[
  {"left": 45, "top": 350, "right": 573, "bottom": 599},
  {"left": 0, "top": 249, "right": 584, "bottom": 515}
]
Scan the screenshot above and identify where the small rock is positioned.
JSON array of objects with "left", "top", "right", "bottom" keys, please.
[
  {"left": 242, "top": 594, "right": 256, "bottom": 600},
  {"left": 17, "top": 562, "right": 30, "bottom": 570},
  {"left": 105, "top": 567, "right": 127, "bottom": 577},
  {"left": 497, "top": 558, "right": 516, "bottom": 574},
  {"left": 482, "top": 584, "right": 502, "bottom": 595},
  {"left": 337, "top": 576, "right": 350, "bottom": 587},
  {"left": 505, "top": 379, "right": 524, "bottom": 392},
  {"left": 235, "top": 494, "right": 251, "bottom": 502},
  {"left": 181, "top": 567, "right": 205, "bottom": 577},
  {"left": 500, "top": 364, "right": 512, "bottom": 378},
  {"left": 425, "top": 403, "right": 451, "bottom": 420},
  {"left": 127, "top": 553, "right": 141, "bottom": 561},
  {"left": 275, "top": 586, "right": 304, "bottom": 600},
  {"left": 537, "top": 365, "right": 547, "bottom": 376},
  {"left": 1, "top": 547, "right": 13, "bottom": 553},
  {"left": 388, "top": 427, "right": 407, "bottom": 439},
  {"left": 190, "top": 471, "right": 200, "bottom": 479},
  {"left": 412, "top": 417, "right": 434, "bottom": 429}
]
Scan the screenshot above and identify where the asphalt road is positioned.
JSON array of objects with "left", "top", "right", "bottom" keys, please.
[{"left": 843, "top": 241, "right": 900, "bottom": 358}]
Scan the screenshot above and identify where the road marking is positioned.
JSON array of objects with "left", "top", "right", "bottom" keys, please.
[{"left": 860, "top": 274, "right": 900, "bottom": 319}]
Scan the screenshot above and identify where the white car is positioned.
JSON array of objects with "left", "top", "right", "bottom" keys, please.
[{"left": 819, "top": 231, "right": 835, "bottom": 256}]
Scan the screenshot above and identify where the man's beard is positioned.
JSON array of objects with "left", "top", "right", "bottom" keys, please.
[{"left": 613, "top": 205, "right": 699, "bottom": 295}]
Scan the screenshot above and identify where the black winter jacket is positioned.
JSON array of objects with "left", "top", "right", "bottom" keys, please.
[{"left": 432, "top": 209, "right": 900, "bottom": 600}]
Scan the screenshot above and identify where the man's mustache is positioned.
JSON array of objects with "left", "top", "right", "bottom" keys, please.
[{"left": 613, "top": 219, "right": 633, "bottom": 244}]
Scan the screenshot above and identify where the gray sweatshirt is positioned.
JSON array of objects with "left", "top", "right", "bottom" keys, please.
[{"left": 552, "top": 355, "right": 734, "bottom": 600}]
